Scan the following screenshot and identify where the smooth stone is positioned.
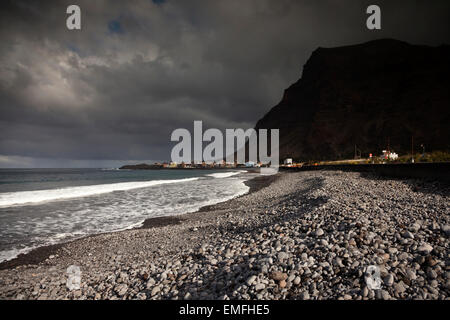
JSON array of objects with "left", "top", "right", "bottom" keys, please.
[
  {"left": 315, "top": 228, "right": 324, "bottom": 237},
  {"left": 406, "top": 269, "right": 417, "bottom": 281},
  {"left": 398, "top": 252, "right": 409, "bottom": 260},
  {"left": 381, "top": 290, "right": 390, "bottom": 300},
  {"left": 441, "top": 225, "right": 450, "bottom": 236},
  {"left": 270, "top": 271, "right": 288, "bottom": 281},
  {"left": 255, "top": 283, "right": 265, "bottom": 291},
  {"left": 388, "top": 247, "right": 398, "bottom": 254},
  {"left": 402, "top": 231, "right": 414, "bottom": 239},
  {"left": 151, "top": 286, "right": 160, "bottom": 297},
  {"left": 427, "top": 269, "right": 437, "bottom": 279},
  {"left": 384, "top": 274, "right": 394, "bottom": 287},
  {"left": 299, "top": 291, "right": 310, "bottom": 300},
  {"left": 246, "top": 275, "right": 257, "bottom": 286},
  {"left": 394, "top": 282, "right": 406, "bottom": 294},
  {"left": 278, "top": 252, "right": 289, "bottom": 261},
  {"left": 417, "top": 243, "right": 433, "bottom": 255},
  {"left": 115, "top": 284, "right": 128, "bottom": 297}
]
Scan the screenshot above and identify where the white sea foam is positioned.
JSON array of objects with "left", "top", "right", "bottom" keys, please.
[
  {"left": 0, "top": 247, "right": 35, "bottom": 263},
  {"left": 0, "top": 172, "right": 255, "bottom": 263},
  {"left": 207, "top": 171, "right": 241, "bottom": 179},
  {"left": 0, "top": 177, "right": 199, "bottom": 207}
]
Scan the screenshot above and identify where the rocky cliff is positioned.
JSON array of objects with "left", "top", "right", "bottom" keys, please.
[{"left": 255, "top": 39, "right": 450, "bottom": 161}]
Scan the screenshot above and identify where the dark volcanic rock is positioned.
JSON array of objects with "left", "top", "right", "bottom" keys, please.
[
  {"left": 255, "top": 39, "right": 450, "bottom": 161},
  {"left": 119, "top": 163, "right": 162, "bottom": 170}
]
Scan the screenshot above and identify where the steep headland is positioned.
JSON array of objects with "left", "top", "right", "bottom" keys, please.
[{"left": 256, "top": 39, "right": 450, "bottom": 161}]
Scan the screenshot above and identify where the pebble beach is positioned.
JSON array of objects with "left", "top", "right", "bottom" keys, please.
[{"left": 0, "top": 171, "right": 449, "bottom": 300}]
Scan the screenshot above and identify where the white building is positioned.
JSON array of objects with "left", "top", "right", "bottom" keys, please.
[
  {"left": 381, "top": 150, "right": 398, "bottom": 160},
  {"left": 245, "top": 161, "right": 256, "bottom": 167},
  {"left": 389, "top": 152, "right": 399, "bottom": 160}
]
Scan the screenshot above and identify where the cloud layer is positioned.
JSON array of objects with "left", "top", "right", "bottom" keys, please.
[{"left": 0, "top": 0, "right": 449, "bottom": 167}]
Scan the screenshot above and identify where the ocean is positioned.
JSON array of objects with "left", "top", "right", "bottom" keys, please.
[{"left": 0, "top": 168, "right": 253, "bottom": 262}]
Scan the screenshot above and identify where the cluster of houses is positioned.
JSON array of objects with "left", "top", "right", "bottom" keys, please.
[
  {"left": 124, "top": 148, "right": 407, "bottom": 171},
  {"left": 280, "top": 149, "right": 401, "bottom": 167},
  {"left": 281, "top": 158, "right": 303, "bottom": 167},
  {"left": 153, "top": 149, "right": 403, "bottom": 170},
  {"left": 154, "top": 160, "right": 267, "bottom": 169},
  {"left": 380, "top": 150, "right": 399, "bottom": 160}
]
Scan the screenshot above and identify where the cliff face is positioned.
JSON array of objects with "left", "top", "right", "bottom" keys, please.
[{"left": 255, "top": 39, "right": 450, "bottom": 161}]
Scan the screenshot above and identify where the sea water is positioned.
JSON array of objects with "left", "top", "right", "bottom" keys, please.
[{"left": 0, "top": 168, "right": 252, "bottom": 262}]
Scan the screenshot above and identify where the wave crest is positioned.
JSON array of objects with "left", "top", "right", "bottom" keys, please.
[{"left": 0, "top": 177, "right": 199, "bottom": 207}]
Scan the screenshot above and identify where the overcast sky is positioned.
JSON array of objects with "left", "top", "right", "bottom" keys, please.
[{"left": 0, "top": 0, "right": 449, "bottom": 167}]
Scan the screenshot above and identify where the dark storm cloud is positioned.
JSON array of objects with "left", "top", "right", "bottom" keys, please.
[{"left": 0, "top": 0, "right": 449, "bottom": 167}]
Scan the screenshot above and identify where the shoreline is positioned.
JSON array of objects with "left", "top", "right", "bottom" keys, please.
[
  {"left": 0, "top": 173, "right": 278, "bottom": 270},
  {"left": 0, "top": 170, "right": 448, "bottom": 300}
]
